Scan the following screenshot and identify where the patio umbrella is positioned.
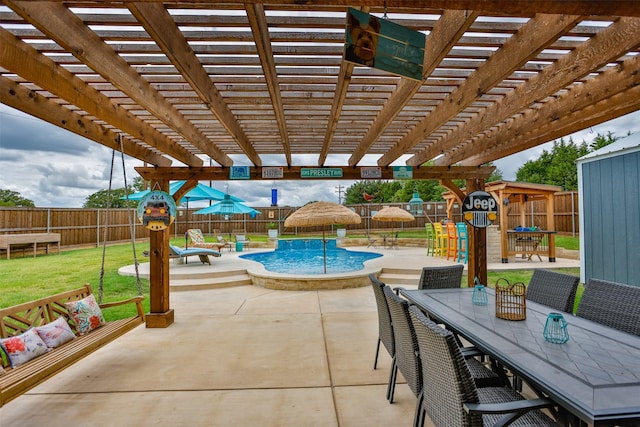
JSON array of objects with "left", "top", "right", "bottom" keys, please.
[
  {"left": 194, "top": 195, "right": 261, "bottom": 237},
  {"left": 122, "top": 181, "right": 245, "bottom": 203},
  {"left": 123, "top": 181, "right": 246, "bottom": 247},
  {"left": 284, "top": 201, "right": 361, "bottom": 273},
  {"left": 373, "top": 206, "right": 415, "bottom": 237}
]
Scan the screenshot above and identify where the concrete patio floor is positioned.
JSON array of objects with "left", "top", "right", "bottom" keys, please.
[{"left": 0, "top": 247, "right": 579, "bottom": 426}]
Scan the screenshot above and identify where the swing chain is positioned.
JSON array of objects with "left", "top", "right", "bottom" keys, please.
[{"left": 119, "top": 135, "right": 144, "bottom": 297}]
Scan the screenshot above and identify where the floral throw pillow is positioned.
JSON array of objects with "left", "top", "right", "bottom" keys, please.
[
  {"left": 35, "top": 316, "right": 76, "bottom": 348},
  {"left": 0, "top": 328, "right": 49, "bottom": 368},
  {"left": 65, "top": 294, "right": 105, "bottom": 335}
]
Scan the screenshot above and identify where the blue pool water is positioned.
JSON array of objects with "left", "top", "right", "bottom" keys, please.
[{"left": 240, "top": 239, "right": 382, "bottom": 275}]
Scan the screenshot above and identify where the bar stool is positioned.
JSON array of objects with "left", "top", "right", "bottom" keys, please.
[
  {"left": 456, "top": 222, "right": 468, "bottom": 264},
  {"left": 446, "top": 222, "right": 458, "bottom": 261},
  {"left": 432, "top": 222, "right": 447, "bottom": 258},
  {"left": 425, "top": 223, "right": 436, "bottom": 256}
]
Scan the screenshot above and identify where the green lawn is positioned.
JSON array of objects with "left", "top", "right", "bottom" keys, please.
[{"left": 0, "top": 235, "right": 582, "bottom": 318}]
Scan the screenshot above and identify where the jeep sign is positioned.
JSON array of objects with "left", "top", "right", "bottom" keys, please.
[{"left": 462, "top": 191, "right": 498, "bottom": 228}]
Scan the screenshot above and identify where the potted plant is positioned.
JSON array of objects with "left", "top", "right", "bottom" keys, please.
[
  {"left": 267, "top": 222, "right": 279, "bottom": 239},
  {"left": 335, "top": 224, "right": 347, "bottom": 238}
]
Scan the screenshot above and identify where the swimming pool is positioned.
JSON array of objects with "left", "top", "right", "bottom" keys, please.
[{"left": 240, "top": 238, "right": 382, "bottom": 275}]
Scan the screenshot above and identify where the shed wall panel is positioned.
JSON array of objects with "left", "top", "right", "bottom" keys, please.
[{"left": 582, "top": 151, "right": 640, "bottom": 287}]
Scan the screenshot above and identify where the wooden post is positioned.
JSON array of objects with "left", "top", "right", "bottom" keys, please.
[
  {"left": 499, "top": 190, "right": 509, "bottom": 263},
  {"left": 466, "top": 178, "right": 487, "bottom": 287},
  {"left": 546, "top": 193, "right": 556, "bottom": 262},
  {"left": 145, "top": 179, "right": 175, "bottom": 328}
]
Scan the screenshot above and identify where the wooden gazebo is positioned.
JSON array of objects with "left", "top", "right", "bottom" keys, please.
[
  {"left": 444, "top": 181, "right": 562, "bottom": 263},
  {"left": 2, "top": 1, "right": 639, "bottom": 327}
]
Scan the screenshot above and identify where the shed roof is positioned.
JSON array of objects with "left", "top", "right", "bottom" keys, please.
[
  {"left": 1, "top": 1, "right": 640, "bottom": 176},
  {"left": 577, "top": 132, "right": 640, "bottom": 164}
]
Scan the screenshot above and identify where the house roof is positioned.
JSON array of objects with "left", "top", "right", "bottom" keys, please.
[{"left": 2, "top": 1, "right": 640, "bottom": 179}]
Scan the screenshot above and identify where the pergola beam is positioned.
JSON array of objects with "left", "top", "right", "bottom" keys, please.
[
  {"left": 135, "top": 165, "right": 495, "bottom": 181},
  {"left": 246, "top": 3, "right": 290, "bottom": 166},
  {"left": 348, "top": 9, "right": 478, "bottom": 166},
  {"left": 422, "top": 16, "right": 640, "bottom": 167},
  {"left": 378, "top": 13, "right": 583, "bottom": 166},
  {"left": 0, "top": 27, "right": 197, "bottom": 166},
  {"left": 6, "top": 0, "right": 223, "bottom": 167},
  {"left": 0, "top": 76, "right": 172, "bottom": 167}
]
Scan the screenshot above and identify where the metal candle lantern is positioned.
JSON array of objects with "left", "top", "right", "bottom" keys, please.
[
  {"left": 543, "top": 312, "right": 570, "bottom": 343},
  {"left": 472, "top": 277, "right": 488, "bottom": 305}
]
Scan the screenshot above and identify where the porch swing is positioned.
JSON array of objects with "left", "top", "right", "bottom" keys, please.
[{"left": 0, "top": 138, "right": 146, "bottom": 407}]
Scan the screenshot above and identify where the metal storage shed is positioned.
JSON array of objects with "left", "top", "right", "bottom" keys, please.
[{"left": 577, "top": 133, "right": 640, "bottom": 287}]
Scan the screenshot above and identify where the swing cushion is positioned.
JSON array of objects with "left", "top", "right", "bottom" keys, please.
[
  {"left": 65, "top": 294, "right": 106, "bottom": 335},
  {"left": 35, "top": 317, "right": 76, "bottom": 348},
  {"left": 0, "top": 329, "right": 49, "bottom": 368}
]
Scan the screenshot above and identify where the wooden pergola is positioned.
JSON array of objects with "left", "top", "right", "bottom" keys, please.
[{"left": 2, "top": 1, "right": 639, "bottom": 327}]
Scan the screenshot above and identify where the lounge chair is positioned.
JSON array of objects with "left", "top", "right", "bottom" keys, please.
[
  {"left": 232, "top": 229, "right": 251, "bottom": 251},
  {"left": 168, "top": 244, "right": 221, "bottom": 265},
  {"left": 187, "top": 229, "right": 227, "bottom": 251}
]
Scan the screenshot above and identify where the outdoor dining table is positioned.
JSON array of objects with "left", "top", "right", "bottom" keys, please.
[{"left": 398, "top": 287, "right": 640, "bottom": 427}]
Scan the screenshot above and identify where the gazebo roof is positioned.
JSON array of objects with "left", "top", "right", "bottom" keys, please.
[{"left": 1, "top": 1, "right": 639, "bottom": 177}]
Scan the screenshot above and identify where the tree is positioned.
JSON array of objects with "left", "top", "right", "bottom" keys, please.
[
  {"left": 344, "top": 162, "right": 503, "bottom": 204},
  {"left": 83, "top": 177, "right": 145, "bottom": 208},
  {"left": 515, "top": 133, "right": 616, "bottom": 190},
  {"left": 0, "top": 189, "right": 35, "bottom": 207}
]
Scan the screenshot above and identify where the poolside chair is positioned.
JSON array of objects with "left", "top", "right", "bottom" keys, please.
[
  {"left": 168, "top": 244, "right": 221, "bottom": 265},
  {"left": 386, "top": 232, "right": 399, "bottom": 249},
  {"left": 576, "top": 278, "right": 640, "bottom": 336},
  {"left": 369, "top": 274, "right": 396, "bottom": 400},
  {"left": 366, "top": 232, "right": 378, "bottom": 248},
  {"left": 187, "top": 229, "right": 227, "bottom": 251},
  {"left": 527, "top": 269, "right": 579, "bottom": 313},
  {"left": 232, "top": 229, "right": 251, "bottom": 251},
  {"left": 408, "top": 306, "right": 559, "bottom": 427},
  {"left": 418, "top": 265, "right": 464, "bottom": 290}
]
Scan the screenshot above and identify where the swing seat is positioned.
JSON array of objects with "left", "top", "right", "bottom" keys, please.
[
  {"left": 169, "top": 244, "right": 221, "bottom": 265},
  {"left": 0, "top": 284, "right": 144, "bottom": 407}
]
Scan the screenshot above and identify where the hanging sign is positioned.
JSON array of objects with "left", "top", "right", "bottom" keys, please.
[
  {"left": 462, "top": 191, "right": 498, "bottom": 228},
  {"left": 392, "top": 166, "right": 413, "bottom": 179},
  {"left": 300, "top": 168, "right": 343, "bottom": 178},
  {"left": 360, "top": 166, "right": 382, "bottom": 179},
  {"left": 137, "top": 191, "right": 176, "bottom": 231},
  {"left": 262, "top": 167, "right": 284, "bottom": 179},
  {"left": 230, "top": 166, "right": 251, "bottom": 180},
  {"left": 344, "top": 8, "right": 425, "bottom": 80}
]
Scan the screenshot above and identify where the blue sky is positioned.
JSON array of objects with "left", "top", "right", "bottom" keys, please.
[{"left": 1, "top": 103, "right": 639, "bottom": 208}]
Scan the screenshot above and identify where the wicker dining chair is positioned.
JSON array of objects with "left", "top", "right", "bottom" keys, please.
[
  {"left": 383, "top": 287, "right": 501, "bottom": 427},
  {"left": 382, "top": 286, "right": 424, "bottom": 427},
  {"left": 408, "top": 306, "right": 559, "bottom": 427},
  {"left": 526, "top": 269, "right": 580, "bottom": 313},
  {"left": 369, "top": 274, "right": 398, "bottom": 402},
  {"left": 576, "top": 278, "right": 640, "bottom": 336},
  {"left": 418, "top": 264, "right": 464, "bottom": 290}
]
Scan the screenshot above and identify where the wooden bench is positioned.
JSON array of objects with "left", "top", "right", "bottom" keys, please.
[
  {"left": 0, "top": 233, "right": 61, "bottom": 260},
  {"left": 0, "top": 285, "right": 144, "bottom": 407}
]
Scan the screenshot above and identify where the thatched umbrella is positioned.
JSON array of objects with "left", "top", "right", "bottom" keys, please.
[
  {"left": 284, "top": 201, "right": 361, "bottom": 273},
  {"left": 373, "top": 206, "right": 415, "bottom": 239}
]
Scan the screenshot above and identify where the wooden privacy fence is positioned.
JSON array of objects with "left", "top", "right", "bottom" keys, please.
[{"left": 0, "top": 192, "right": 579, "bottom": 249}]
